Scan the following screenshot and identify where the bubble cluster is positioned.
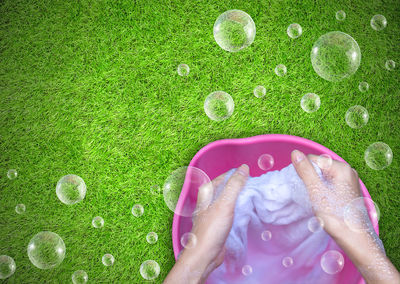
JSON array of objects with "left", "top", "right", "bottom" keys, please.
[
  {"left": 317, "top": 154, "right": 332, "bottom": 170},
  {"left": 131, "top": 204, "right": 144, "bottom": 217},
  {"left": 177, "top": 64, "right": 190, "bottom": 76},
  {"left": 7, "top": 169, "right": 17, "bottom": 180},
  {"left": 72, "top": 270, "right": 88, "bottom": 284},
  {"left": 15, "top": 203, "right": 26, "bottom": 214},
  {"left": 56, "top": 175, "right": 86, "bottom": 205},
  {"left": 92, "top": 216, "right": 104, "bottom": 228},
  {"left": 213, "top": 10, "right": 256, "bottom": 52},
  {"left": 344, "top": 197, "right": 380, "bottom": 232},
  {"left": 261, "top": 230, "right": 272, "bottom": 241},
  {"left": 311, "top": 31, "right": 361, "bottom": 82},
  {"left": 258, "top": 154, "right": 274, "bottom": 171},
  {"left": 102, "top": 254, "right": 115, "bottom": 266},
  {"left": 364, "top": 142, "right": 393, "bottom": 170},
  {"left": 335, "top": 10, "right": 346, "bottom": 21},
  {"left": 307, "top": 216, "right": 324, "bottom": 233},
  {"left": 282, "top": 256, "right": 294, "bottom": 268},
  {"left": 242, "top": 264, "right": 253, "bottom": 276},
  {"left": 345, "top": 105, "right": 369, "bottom": 129},
  {"left": 287, "top": 23, "right": 302, "bottom": 39},
  {"left": 180, "top": 232, "right": 197, "bottom": 249},
  {"left": 27, "top": 231, "right": 66, "bottom": 269},
  {"left": 385, "top": 60, "right": 396, "bottom": 71},
  {"left": 301, "top": 93, "right": 320, "bottom": 113},
  {"left": 274, "top": 64, "right": 287, "bottom": 77},
  {"left": 253, "top": 85, "right": 266, "bottom": 98},
  {"left": 358, "top": 81, "right": 369, "bottom": 92},
  {"left": 146, "top": 232, "right": 158, "bottom": 244},
  {"left": 320, "top": 250, "right": 345, "bottom": 274},
  {"left": 370, "top": 15, "right": 387, "bottom": 31},
  {"left": 140, "top": 260, "right": 160, "bottom": 280},
  {"left": 204, "top": 91, "right": 234, "bottom": 121},
  {"left": 0, "top": 255, "right": 16, "bottom": 279}
]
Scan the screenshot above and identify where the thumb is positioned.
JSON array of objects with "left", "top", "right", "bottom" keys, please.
[{"left": 291, "top": 150, "right": 323, "bottom": 190}]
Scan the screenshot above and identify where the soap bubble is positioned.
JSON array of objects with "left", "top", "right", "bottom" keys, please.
[
  {"left": 72, "top": 270, "right": 88, "bottom": 284},
  {"left": 320, "top": 250, "right": 345, "bottom": 274},
  {"left": 146, "top": 232, "right": 158, "bottom": 244},
  {"left": 311, "top": 31, "right": 361, "bottom": 82},
  {"left": 335, "top": 10, "right": 346, "bottom": 21},
  {"left": 177, "top": 64, "right": 190, "bottom": 76},
  {"left": 261, "top": 230, "right": 272, "bottom": 241},
  {"left": 92, "top": 216, "right": 104, "bottom": 228},
  {"left": 385, "top": 60, "right": 396, "bottom": 71},
  {"left": 253, "top": 85, "right": 266, "bottom": 98},
  {"left": 27, "top": 231, "right": 66, "bottom": 269},
  {"left": 317, "top": 154, "right": 332, "bottom": 170},
  {"left": 274, "top": 64, "right": 287, "bottom": 77},
  {"left": 164, "top": 166, "right": 211, "bottom": 217},
  {"left": 102, "top": 254, "right": 114, "bottom": 266},
  {"left": 7, "top": 169, "right": 17, "bottom": 180},
  {"left": 258, "top": 154, "right": 274, "bottom": 171},
  {"left": 0, "top": 255, "right": 16, "bottom": 279},
  {"left": 364, "top": 142, "right": 393, "bottom": 170},
  {"left": 301, "top": 93, "right": 320, "bottom": 113},
  {"left": 213, "top": 10, "right": 256, "bottom": 52},
  {"left": 282, "top": 256, "right": 294, "bottom": 268},
  {"left": 308, "top": 216, "right": 324, "bottom": 233},
  {"left": 344, "top": 197, "right": 380, "bottom": 232},
  {"left": 56, "top": 174, "right": 86, "bottom": 205},
  {"left": 131, "top": 204, "right": 144, "bottom": 217},
  {"left": 358, "top": 81, "right": 369, "bottom": 92},
  {"left": 204, "top": 91, "right": 234, "bottom": 121},
  {"left": 287, "top": 23, "right": 302, "bottom": 39},
  {"left": 242, "top": 265, "right": 253, "bottom": 276},
  {"left": 140, "top": 260, "right": 160, "bottom": 280},
  {"left": 181, "top": 232, "right": 197, "bottom": 249},
  {"left": 345, "top": 105, "right": 369, "bottom": 129},
  {"left": 15, "top": 203, "right": 26, "bottom": 214},
  {"left": 370, "top": 15, "right": 387, "bottom": 31}
]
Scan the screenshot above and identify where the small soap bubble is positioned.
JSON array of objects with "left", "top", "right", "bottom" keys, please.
[
  {"left": 274, "top": 64, "right": 287, "bottom": 77},
  {"left": 370, "top": 15, "right": 387, "bottom": 31},
  {"left": 204, "top": 91, "right": 234, "bottom": 121},
  {"left": 301, "top": 93, "right": 320, "bottom": 113},
  {"left": 261, "top": 230, "right": 272, "bottom": 241},
  {"left": 15, "top": 203, "right": 26, "bottom": 214},
  {"left": 131, "top": 204, "right": 144, "bottom": 217},
  {"left": 287, "top": 23, "right": 302, "bottom": 39},
  {"left": 344, "top": 197, "right": 380, "bottom": 232},
  {"left": 140, "top": 260, "right": 160, "bottom": 280},
  {"left": 321, "top": 250, "right": 345, "bottom": 274},
  {"left": 364, "top": 142, "right": 392, "bottom": 170},
  {"left": 282, "top": 256, "right": 294, "bottom": 268},
  {"left": 242, "top": 265, "right": 253, "bottom": 276},
  {"left": 7, "top": 169, "right": 17, "bottom": 180},
  {"left": 102, "top": 254, "right": 114, "bottom": 266},
  {"left": 253, "top": 85, "right": 266, "bottom": 98},
  {"left": 358, "top": 82, "right": 369, "bottom": 92},
  {"left": 177, "top": 64, "right": 190, "bottom": 76},
  {"left": 92, "top": 216, "right": 104, "bottom": 228},
  {"left": 0, "top": 255, "right": 16, "bottom": 279},
  {"left": 317, "top": 154, "right": 333, "bottom": 170},
  {"left": 345, "top": 105, "right": 369, "bottom": 129},
  {"left": 146, "top": 232, "right": 158, "bottom": 244},
  {"left": 335, "top": 10, "right": 346, "bottom": 21},
  {"left": 258, "top": 154, "right": 274, "bottom": 171},
  {"left": 385, "top": 60, "right": 396, "bottom": 71},
  {"left": 72, "top": 270, "right": 88, "bottom": 284},
  {"left": 56, "top": 175, "right": 86, "bottom": 205},
  {"left": 213, "top": 10, "right": 256, "bottom": 52},
  {"left": 27, "top": 231, "right": 66, "bottom": 269},
  {"left": 308, "top": 216, "right": 324, "bottom": 233},
  {"left": 180, "top": 232, "right": 197, "bottom": 249}
]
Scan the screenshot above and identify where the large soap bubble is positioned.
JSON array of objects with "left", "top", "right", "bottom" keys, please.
[
  {"left": 311, "top": 31, "right": 361, "bottom": 82},
  {"left": 0, "top": 255, "right": 16, "bottom": 279},
  {"left": 213, "top": 10, "right": 256, "bottom": 52},
  {"left": 140, "top": 260, "right": 160, "bottom": 280},
  {"left": 204, "top": 91, "right": 234, "bottom": 121},
  {"left": 27, "top": 231, "right": 66, "bottom": 269},
  {"left": 56, "top": 174, "right": 86, "bottom": 205},
  {"left": 364, "top": 142, "right": 393, "bottom": 170}
]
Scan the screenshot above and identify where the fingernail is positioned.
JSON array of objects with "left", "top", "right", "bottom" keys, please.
[
  {"left": 236, "top": 164, "right": 249, "bottom": 176},
  {"left": 292, "top": 150, "right": 305, "bottom": 163}
]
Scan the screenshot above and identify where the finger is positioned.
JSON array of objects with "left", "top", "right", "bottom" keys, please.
[
  {"left": 308, "top": 154, "right": 355, "bottom": 183},
  {"left": 291, "top": 150, "right": 324, "bottom": 190},
  {"left": 195, "top": 172, "right": 226, "bottom": 213},
  {"left": 216, "top": 164, "right": 249, "bottom": 210}
]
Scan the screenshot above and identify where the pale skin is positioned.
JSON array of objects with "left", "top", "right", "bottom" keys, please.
[{"left": 164, "top": 151, "right": 400, "bottom": 284}]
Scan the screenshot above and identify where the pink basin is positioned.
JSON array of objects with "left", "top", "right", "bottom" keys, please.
[{"left": 172, "top": 134, "right": 378, "bottom": 284}]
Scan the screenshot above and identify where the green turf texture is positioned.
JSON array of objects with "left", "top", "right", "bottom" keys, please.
[{"left": 0, "top": 0, "right": 399, "bottom": 282}]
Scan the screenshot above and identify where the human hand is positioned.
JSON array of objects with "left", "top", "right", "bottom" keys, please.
[{"left": 164, "top": 164, "right": 249, "bottom": 284}]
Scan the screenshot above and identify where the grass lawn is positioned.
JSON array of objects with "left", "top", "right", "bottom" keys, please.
[{"left": 0, "top": 0, "right": 399, "bottom": 282}]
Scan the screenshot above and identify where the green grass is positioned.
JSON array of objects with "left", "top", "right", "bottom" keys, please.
[{"left": 0, "top": 0, "right": 399, "bottom": 282}]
